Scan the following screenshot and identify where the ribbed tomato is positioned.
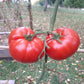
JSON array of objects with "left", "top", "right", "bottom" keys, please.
[
  {"left": 46, "top": 28, "right": 80, "bottom": 60},
  {"left": 9, "top": 27, "right": 44, "bottom": 63}
]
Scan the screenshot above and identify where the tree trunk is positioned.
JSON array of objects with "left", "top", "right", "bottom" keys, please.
[
  {"left": 0, "top": 12, "right": 3, "bottom": 20},
  {"left": 28, "top": 0, "right": 33, "bottom": 30},
  {"left": 44, "top": 0, "right": 48, "bottom": 11},
  {"left": 6, "top": 0, "right": 12, "bottom": 8},
  {"left": 17, "top": 0, "right": 23, "bottom": 27}
]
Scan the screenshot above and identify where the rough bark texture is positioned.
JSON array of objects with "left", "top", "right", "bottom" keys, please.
[
  {"left": 6, "top": 0, "right": 12, "bottom": 8},
  {"left": 44, "top": 0, "right": 48, "bottom": 11},
  {"left": 17, "top": 0, "right": 23, "bottom": 27},
  {"left": 28, "top": 0, "right": 33, "bottom": 30}
]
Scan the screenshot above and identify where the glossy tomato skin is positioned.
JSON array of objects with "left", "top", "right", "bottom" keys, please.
[
  {"left": 9, "top": 27, "right": 44, "bottom": 63},
  {"left": 46, "top": 28, "right": 80, "bottom": 60}
]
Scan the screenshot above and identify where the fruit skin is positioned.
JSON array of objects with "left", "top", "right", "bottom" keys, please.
[
  {"left": 46, "top": 28, "right": 80, "bottom": 60},
  {"left": 9, "top": 27, "right": 44, "bottom": 63}
]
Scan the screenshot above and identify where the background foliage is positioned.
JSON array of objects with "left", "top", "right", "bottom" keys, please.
[
  {"left": 39, "top": 0, "right": 84, "bottom": 8},
  {"left": 63, "top": 0, "right": 84, "bottom": 8}
]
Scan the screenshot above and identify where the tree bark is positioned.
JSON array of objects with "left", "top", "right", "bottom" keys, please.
[
  {"left": 28, "top": 0, "right": 33, "bottom": 30},
  {"left": 44, "top": 0, "right": 48, "bottom": 11},
  {"left": 17, "top": 0, "right": 23, "bottom": 27},
  {"left": 6, "top": 0, "right": 12, "bottom": 8}
]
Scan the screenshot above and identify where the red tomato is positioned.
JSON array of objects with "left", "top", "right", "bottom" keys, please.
[
  {"left": 9, "top": 27, "right": 44, "bottom": 63},
  {"left": 46, "top": 28, "right": 80, "bottom": 60}
]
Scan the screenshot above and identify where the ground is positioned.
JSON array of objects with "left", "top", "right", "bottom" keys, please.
[{"left": 0, "top": 3, "right": 84, "bottom": 84}]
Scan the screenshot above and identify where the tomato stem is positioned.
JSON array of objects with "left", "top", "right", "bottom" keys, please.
[
  {"left": 45, "top": 54, "right": 48, "bottom": 63},
  {"left": 37, "top": 38, "right": 48, "bottom": 84},
  {"left": 37, "top": 62, "right": 46, "bottom": 84},
  {"left": 49, "top": 0, "right": 60, "bottom": 31},
  {"left": 24, "top": 30, "right": 63, "bottom": 43},
  {"left": 37, "top": 55, "right": 47, "bottom": 84},
  {"left": 32, "top": 31, "right": 47, "bottom": 36}
]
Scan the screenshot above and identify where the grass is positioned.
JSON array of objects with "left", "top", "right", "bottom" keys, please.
[
  {"left": 0, "top": 3, "right": 84, "bottom": 84},
  {"left": 0, "top": 53, "right": 84, "bottom": 84}
]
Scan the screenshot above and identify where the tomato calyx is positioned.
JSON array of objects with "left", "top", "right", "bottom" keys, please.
[
  {"left": 24, "top": 29, "right": 64, "bottom": 43},
  {"left": 47, "top": 31, "right": 64, "bottom": 44},
  {"left": 52, "top": 32, "right": 63, "bottom": 43},
  {"left": 24, "top": 34, "right": 34, "bottom": 41}
]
